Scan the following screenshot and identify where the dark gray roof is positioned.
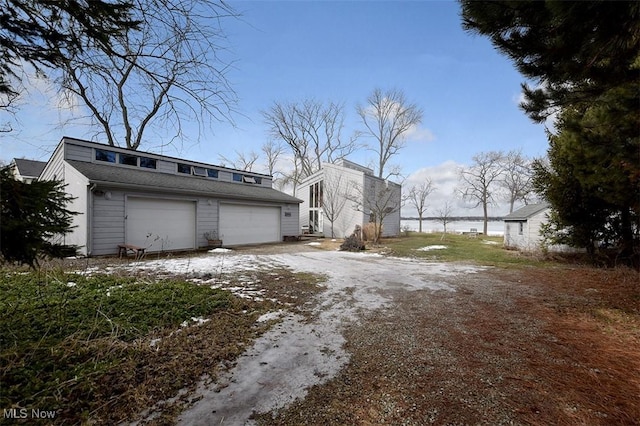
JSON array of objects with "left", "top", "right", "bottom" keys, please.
[
  {"left": 503, "top": 203, "right": 550, "bottom": 221},
  {"left": 13, "top": 159, "right": 47, "bottom": 178},
  {"left": 67, "top": 160, "right": 302, "bottom": 204}
]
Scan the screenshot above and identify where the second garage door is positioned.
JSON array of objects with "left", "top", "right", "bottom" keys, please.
[
  {"left": 126, "top": 197, "right": 196, "bottom": 252},
  {"left": 219, "top": 204, "right": 280, "bottom": 246}
]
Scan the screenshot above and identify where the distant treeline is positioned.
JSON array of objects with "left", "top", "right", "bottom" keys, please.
[{"left": 401, "top": 216, "right": 504, "bottom": 221}]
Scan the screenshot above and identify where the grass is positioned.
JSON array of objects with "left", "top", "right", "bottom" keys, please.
[
  {"left": 379, "top": 232, "right": 553, "bottom": 267},
  {"left": 0, "top": 267, "right": 323, "bottom": 425}
]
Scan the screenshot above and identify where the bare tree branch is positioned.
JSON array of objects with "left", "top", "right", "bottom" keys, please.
[
  {"left": 356, "top": 88, "right": 423, "bottom": 179},
  {"left": 263, "top": 98, "right": 359, "bottom": 185},
  {"left": 457, "top": 151, "right": 505, "bottom": 235},
  {"left": 405, "top": 178, "right": 435, "bottom": 233},
  {"left": 57, "top": 0, "right": 238, "bottom": 151}
]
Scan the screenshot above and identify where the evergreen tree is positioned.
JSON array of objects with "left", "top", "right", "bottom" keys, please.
[
  {"left": 0, "top": 166, "right": 78, "bottom": 267},
  {"left": 461, "top": 0, "right": 639, "bottom": 266}
]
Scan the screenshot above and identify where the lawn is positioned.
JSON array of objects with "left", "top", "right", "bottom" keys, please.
[
  {"left": 379, "top": 232, "right": 554, "bottom": 267},
  {"left": 0, "top": 265, "right": 323, "bottom": 425}
]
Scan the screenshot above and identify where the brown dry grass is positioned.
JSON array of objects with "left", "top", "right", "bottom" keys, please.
[{"left": 256, "top": 265, "right": 639, "bottom": 425}]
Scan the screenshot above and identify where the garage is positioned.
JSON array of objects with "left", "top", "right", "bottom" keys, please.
[
  {"left": 219, "top": 204, "right": 281, "bottom": 246},
  {"left": 126, "top": 197, "right": 196, "bottom": 252}
]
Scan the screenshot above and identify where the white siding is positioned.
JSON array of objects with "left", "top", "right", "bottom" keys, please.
[
  {"left": 281, "top": 204, "right": 299, "bottom": 237},
  {"left": 504, "top": 209, "right": 549, "bottom": 252},
  {"left": 65, "top": 143, "right": 92, "bottom": 162},
  {"left": 323, "top": 164, "right": 365, "bottom": 237},
  {"left": 63, "top": 164, "right": 89, "bottom": 254}
]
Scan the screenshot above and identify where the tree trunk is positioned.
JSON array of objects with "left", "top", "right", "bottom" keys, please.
[
  {"left": 418, "top": 214, "right": 423, "bottom": 233},
  {"left": 483, "top": 201, "right": 488, "bottom": 236}
]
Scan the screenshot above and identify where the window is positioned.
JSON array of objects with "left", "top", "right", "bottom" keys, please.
[
  {"left": 518, "top": 222, "right": 524, "bottom": 235},
  {"left": 233, "top": 173, "right": 242, "bottom": 182},
  {"left": 243, "top": 176, "right": 256, "bottom": 184},
  {"left": 177, "top": 163, "right": 190, "bottom": 174},
  {"left": 119, "top": 153, "right": 138, "bottom": 166},
  {"left": 254, "top": 177, "right": 262, "bottom": 184},
  {"left": 310, "top": 181, "right": 323, "bottom": 208},
  {"left": 95, "top": 149, "right": 116, "bottom": 163},
  {"left": 207, "top": 169, "right": 218, "bottom": 178},
  {"left": 140, "top": 157, "right": 156, "bottom": 169},
  {"left": 192, "top": 166, "right": 207, "bottom": 176}
]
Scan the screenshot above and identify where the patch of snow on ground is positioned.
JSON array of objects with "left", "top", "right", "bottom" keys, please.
[
  {"left": 416, "top": 245, "right": 448, "bottom": 251},
  {"left": 482, "top": 240, "right": 500, "bottom": 245},
  {"left": 305, "top": 242, "right": 322, "bottom": 246},
  {"left": 111, "top": 249, "right": 485, "bottom": 425},
  {"left": 257, "top": 310, "right": 285, "bottom": 323},
  {"left": 208, "top": 248, "right": 233, "bottom": 253}
]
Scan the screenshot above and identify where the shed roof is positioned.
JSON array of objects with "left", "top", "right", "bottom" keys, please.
[
  {"left": 13, "top": 158, "right": 47, "bottom": 178},
  {"left": 67, "top": 160, "right": 302, "bottom": 204},
  {"left": 503, "top": 203, "right": 550, "bottom": 221}
]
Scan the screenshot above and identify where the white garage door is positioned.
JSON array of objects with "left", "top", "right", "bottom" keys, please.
[
  {"left": 219, "top": 204, "right": 280, "bottom": 246},
  {"left": 126, "top": 197, "right": 196, "bottom": 252}
]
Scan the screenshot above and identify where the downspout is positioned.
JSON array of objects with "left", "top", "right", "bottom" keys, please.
[{"left": 88, "top": 183, "right": 97, "bottom": 256}]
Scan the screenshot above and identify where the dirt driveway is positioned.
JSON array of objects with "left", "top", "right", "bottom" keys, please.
[{"left": 124, "top": 242, "right": 638, "bottom": 425}]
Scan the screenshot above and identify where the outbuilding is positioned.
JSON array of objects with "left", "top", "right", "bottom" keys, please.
[
  {"left": 503, "top": 203, "right": 550, "bottom": 251},
  {"left": 39, "top": 137, "right": 302, "bottom": 256}
]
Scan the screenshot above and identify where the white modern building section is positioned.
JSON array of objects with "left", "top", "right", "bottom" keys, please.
[
  {"left": 296, "top": 160, "right": 402, "bottom": 238},
  {"left": 39, "top": 137, "right": 301, "bottom": 256}
]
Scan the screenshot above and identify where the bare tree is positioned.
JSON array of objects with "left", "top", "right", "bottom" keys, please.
[
  {"left": 458, "top": 151, "right": 505, "bottom": 235},
  {"left": 356, "top": 88, "right": 423, "bottom": 179},
  {"left": 435, "top": 200, "right": 454, "bottom": 240},
  {"left": 405, "top": 179, "right": 435, "bottom": 233},
  {"left": 261, "top": 140, "right": 285, "bottom": 176},
  {"left": 218, "top": 150, "right": 259, "bottom": 172},
  {"left": 500, "top": 149, "right": 534, "bottom": 213},
  {"left": 262, "top": 98, "right": 358, "bottom": 185},
  {"left": 346, "top": 179, "right": 401, "bottom": 244},
  {"left": 322, "top": 174, "right": 348, "bottom": 238},
  {"left": 58, "top": 0, "right": 238, "bottom": 151}
]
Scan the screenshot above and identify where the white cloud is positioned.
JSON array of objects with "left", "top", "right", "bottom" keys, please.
[{"left": 405, "top": 123, "right": 435, "bottom": 143}]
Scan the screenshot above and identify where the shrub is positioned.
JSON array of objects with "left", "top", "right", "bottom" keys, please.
[{"left": 340, "top": 234, "right": 365, "bottom": 251}]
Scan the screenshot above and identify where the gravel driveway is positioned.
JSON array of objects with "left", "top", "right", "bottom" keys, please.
[{"left": 134, "top": 247, "right": 485, "bottom": 425}]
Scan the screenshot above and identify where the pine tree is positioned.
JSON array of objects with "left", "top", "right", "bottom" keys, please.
[{"left": 1, "top": 166, "right": 78, "bottom": 267}]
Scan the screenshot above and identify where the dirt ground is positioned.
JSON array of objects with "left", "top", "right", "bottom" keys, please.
[{"left": 36, "top": 241, "right": 640, "bottom": 425}]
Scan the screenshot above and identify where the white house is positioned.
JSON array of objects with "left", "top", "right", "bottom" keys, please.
[
  {"left": 503, "top": 203, "right": 550, "bottom": 251},
  {"left": 10, "top": 158, "right": 47, "bottom": 183},
  {"left": 296, "top": 160, "right": 402, "bottom": 238},
  {"left": 39, "top": 137, "right": 302, "bottom": 256}
]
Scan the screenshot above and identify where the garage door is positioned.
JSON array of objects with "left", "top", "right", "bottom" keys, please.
[
  {"left": 219, "top": 204, "right": 280, "bottom": 246},
  {"left": 126, "top": 197, "right": 196, "bottom": 252}
]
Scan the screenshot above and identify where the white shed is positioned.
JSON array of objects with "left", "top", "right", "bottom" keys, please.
[{"left": 503, "top": 203, "right": 550, "bottom": 251}]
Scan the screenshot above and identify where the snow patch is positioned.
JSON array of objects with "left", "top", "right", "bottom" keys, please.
[
  {"left": 257, "top": 310, "right": 285, "bottom": 323},
  {"left": 208, "top": 248, "right": 232, "bottom": 253},
  {"left": 416, "top": 245, "right": 448, "bottom": 251},
  {"left": 305, "top": 242, "right": 322, "bottom": 246}
]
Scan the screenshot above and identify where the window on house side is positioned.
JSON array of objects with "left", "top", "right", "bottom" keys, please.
[
  {"left": 233, "top": 173, "right": 242, "bottom": 182},
  {"left": 243, "top": 176, "right": 256, "bottom": 184},
  {"left": 95, "top": 149, "right": 116, "bottom": 163},
  {"left": 177, "top": 163, "right": 190, "bottom": 174},
  {"left": 140, "top": 157, "right": 156, "bottom": 169},
  {"left": 207, "top": 169, "right": 218, "bottom": 178},
  {"left": 519, "top": 222, "right": 524, "bottom": 235},
  {"left": 192, "top": 166, "right": 207, "bottom": 176},
  {"left": 119, "top": 154, "right": 138, "bottom": 166}
]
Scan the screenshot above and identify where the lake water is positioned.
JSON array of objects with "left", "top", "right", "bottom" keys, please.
[{"left": 401, "top": 219, "right": 504, "bottom": 237}]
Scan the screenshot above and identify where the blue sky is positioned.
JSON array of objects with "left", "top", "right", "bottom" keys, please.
[{"left": 1, "top": 0, "right": 549, "bottom": 215}]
